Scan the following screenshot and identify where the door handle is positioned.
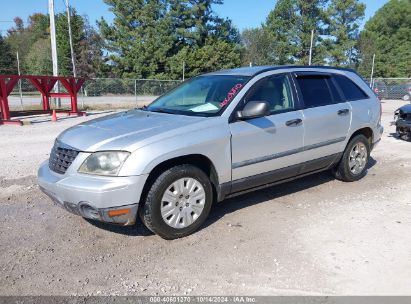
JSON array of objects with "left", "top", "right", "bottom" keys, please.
[
  {"left": 285, "top": 119, "right": 303, "bottom": 127},
  {"left": 338, "top": 109, "right": 350, "bottom": 116}
]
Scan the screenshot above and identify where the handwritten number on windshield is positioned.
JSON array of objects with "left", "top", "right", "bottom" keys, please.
[{"left": 220, "top": 84, "right": 243, "bottom": 108}]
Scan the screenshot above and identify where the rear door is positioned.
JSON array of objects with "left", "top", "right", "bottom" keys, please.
[{"left": 293, "top": 72, "right": 351, "bottom": 169}]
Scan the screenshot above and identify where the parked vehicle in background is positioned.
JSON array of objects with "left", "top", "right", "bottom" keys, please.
[
  {"left": 38, "top": 66, "right": 383, "bottom": 239},
  {"left": 373, "top": 81, "right": 388, "bottom": 100},
  {"left": 394, "top": 104, "right": 411, "bottom": 140},
  {"left": 387, "top": 83, "right": 411, "bottom": 101}
]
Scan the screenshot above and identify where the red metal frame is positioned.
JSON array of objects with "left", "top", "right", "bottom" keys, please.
[{"left": 0, "top": 75, "right": 86, "bottom": 126}]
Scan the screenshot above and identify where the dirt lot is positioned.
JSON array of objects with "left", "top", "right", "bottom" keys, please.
[{"left": 1, "top": 100, "right": 411, "bottom": 296}]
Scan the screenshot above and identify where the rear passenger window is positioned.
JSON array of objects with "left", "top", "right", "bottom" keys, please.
[
  {"left": 295, "top": 75, "right": 342, "bottom": 108},
  {"left": 334, "top": 75, "right": 369, "bottom": 100}
]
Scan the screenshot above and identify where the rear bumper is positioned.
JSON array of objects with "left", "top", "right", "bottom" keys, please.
[
  {"left": 37, "top": 160, "right": 148, "bottom": 226},
  {"left": 371, "top": 124, "right": 384, "bottom": 150}
]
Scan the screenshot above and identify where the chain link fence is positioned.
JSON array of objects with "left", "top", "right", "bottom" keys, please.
[
  {"left": 8, "top": 78, "right": 183, "bottom": 111},
  {"left": 368, "top": 78, "right": 411, "bottom": 102},
  {"left": 7, "top": 76, "right": 411, "bottom": 111}
]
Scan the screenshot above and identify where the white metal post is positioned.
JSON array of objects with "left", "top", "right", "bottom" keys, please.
[
  {"left": 65, "top": 0, "right": 77, "bottom": 77},
  {"left": 182, "top": 61, "right": 185, "bottom": 81},
  {"left": 309, "top": 30, "right": 314, "bottom": 66},
  {"left": 48, "top": 0, "right": 60, "bottom": 106},
  {"left": 16, "top": 51, "right": 24, "bottom": 110},
  {"left": 370, "top": 53, "right": 376, "bottom": 89}
]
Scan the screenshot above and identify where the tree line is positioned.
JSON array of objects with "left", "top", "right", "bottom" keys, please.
[{"left": 0, "top": 0, "right": 410, "bottom": 79}]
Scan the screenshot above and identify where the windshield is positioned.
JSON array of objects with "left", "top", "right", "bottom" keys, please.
[{"left": 146, "top": 75, "right": 250, "bottom": 116}]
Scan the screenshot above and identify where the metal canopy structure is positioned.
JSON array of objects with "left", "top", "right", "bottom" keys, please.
[{"left": 0, "top": 75, "right": 86, "bottom": 126}]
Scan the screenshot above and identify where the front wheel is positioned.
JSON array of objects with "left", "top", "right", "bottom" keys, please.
[
  {"left": 139, "top": 164, "right": 213, "bottom": 240},
  {"left": 333, "top": 135, "right": 370, "bottom": 182}
]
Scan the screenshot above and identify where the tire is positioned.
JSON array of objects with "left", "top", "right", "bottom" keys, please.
[
  {"left": 139, "top": 164, "right": 213, "bottom": 240},
  {"left": 333, "top": 134, "right": 370, "bottom": 182},
  {"left": 403, "top": 94, "right": 411, "bottom": 102}
]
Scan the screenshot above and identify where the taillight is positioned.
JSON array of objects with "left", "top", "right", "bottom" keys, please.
[{"left": 375, "top": 88, "right": 379, "bottom": 93}]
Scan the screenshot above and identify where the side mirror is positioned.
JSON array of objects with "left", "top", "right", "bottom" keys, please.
[{"left": 236, "top": 101, "right": 271, "bottom": 120}]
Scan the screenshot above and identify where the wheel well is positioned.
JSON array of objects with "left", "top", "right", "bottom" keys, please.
[
  {"left": 140, "top": 155, "right": 219, "bottom": 206},
  {"left": 350, "top": 127, "right": 373, "bottom": 146}
]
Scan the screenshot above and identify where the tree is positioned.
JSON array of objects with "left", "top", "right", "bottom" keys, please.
[
  {"left": 77, "top": 18, "right": 107, "bottom": 78},
  {"left": 0, "top": 33, "right": 16, "bottom": 74},
  {"left": 25, "top": 38, "right": 53, "bottom": 75},
  {"left": 5, "top": 17, "right": 33, "bottom": 71},
  {"left": 264, "top": 0, "right": 328, "bottom": 65},
  {"left": 99, "top": 0, "right": 241, "bottom": 79},
  {"left": 99, "top": 0, "right": 175, "bottom": 78},
  {"left": 56, "top": 9, "right": 85, "bottom": 76},
  {"left": 357, "top": 0, "right": 411, "bottom": 77},
  {"left": 241, "top": 28, "right": 273, "bottom": 66},
  {"left": 168, "top": 39, "right": 242, "bottom": 79},
  {"left": 323, "top": 0, "right": 365, "bottom": 67}
]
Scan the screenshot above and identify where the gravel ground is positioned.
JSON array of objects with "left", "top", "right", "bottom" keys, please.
[{"left": 0, "top": 100, "right": 411, "bottom": 296}]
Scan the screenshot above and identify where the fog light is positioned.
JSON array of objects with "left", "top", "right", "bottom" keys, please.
[
  {"left": 80, "top": 204, "right": 100, "bottom": 220},
  {"left": 108, "top": 209, "right": 130, "bottom": 218}
]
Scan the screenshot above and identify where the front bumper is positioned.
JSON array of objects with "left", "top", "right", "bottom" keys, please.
[
  {"left": 37, "top": 160, "right": 148, "bottom": 226},
  {"left": 396, "top": 119, "right": 411, "bottom": 130}
]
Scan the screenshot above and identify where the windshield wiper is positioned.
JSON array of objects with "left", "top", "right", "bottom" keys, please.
[{"left": 149, "top": 108, "right": 175, "bottom": 114}]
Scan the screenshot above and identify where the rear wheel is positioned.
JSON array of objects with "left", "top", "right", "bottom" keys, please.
[
  {"left": 333, "top": 135, "right": 370, "bottom": 182},
  {"left": 139, "top": 164, "right": 213, "bottom": 240},
  {"left": 403, "top": 94, "right": 410, "bottom": 102}
]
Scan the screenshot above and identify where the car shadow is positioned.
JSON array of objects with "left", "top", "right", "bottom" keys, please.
[
  {"left": 86, "top": 158, "right": 378, "bottom": 237},
  {"left": 388, "top": 132, "right": 410, "bottom": 141},
  {"left": 85, "top": 218, "right": 153, "bottom": 236}
]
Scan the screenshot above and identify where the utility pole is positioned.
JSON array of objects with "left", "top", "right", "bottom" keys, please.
[
  {"left": 309, "top": 30, "right": 314, "bottom": 66},
  {"left": 49, "top": 0, "right": 58, "bottom": 78},
  {"left": 16, "top": 51, "right": 24, "bottom": 110},
  {"left": 370, "top": 53, "right": 376, "bottom": 89},
  {"left": 65, "top": 0, "right": 77, "bottom": 77},
  {"left": 48, "top": 0, "right": 60, "bottom": 106}
]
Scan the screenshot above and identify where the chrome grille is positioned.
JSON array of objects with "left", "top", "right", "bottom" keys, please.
[{"left": 49, "top": 141, "right": 79, "bottom": 174}]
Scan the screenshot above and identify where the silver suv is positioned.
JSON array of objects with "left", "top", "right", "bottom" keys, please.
[{"left": 38, "top": 66, "right": 383, "bottom": 239}]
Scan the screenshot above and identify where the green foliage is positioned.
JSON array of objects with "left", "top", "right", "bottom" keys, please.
[
  {"left": 99, "top": 0, "right": 241, "bottom": 79},
  {"left": 241, "top": 28, "right": 274, "bottom": 66},
  {"left": 0, "top": 33, "right": 16, "bottom": 74},
  {"left": 246, "top": 0, "right": 365, "bottom": 67},
  {"left": 323, "top": 0, "right": 365, "bottom": 67},
  {"left": 264, "top": 0, "right": 329, "bottom": 65},
  {"left": 56, "top": 9, "right": 85, "bottom": 76},
  {"left": 358, "top": 0, "right": 411, "bottom": 77},
  {"left": 168, "top": 39, "right": 242, "bottom": 79},
  {"left": 5, "top": 17, "right": 33, "bottom": 70},
  {"left": 25, "top": 38, "right": 53, "bottom": 75},
  {"left": 99, "top": 0, "right": 175, "bottom": 78}
]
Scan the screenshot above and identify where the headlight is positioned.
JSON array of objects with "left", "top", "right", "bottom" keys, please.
[{"left": 78, "top": 151, "right": 130, "bottom": 176}]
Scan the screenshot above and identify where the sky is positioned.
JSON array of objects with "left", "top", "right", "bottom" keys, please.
[{"left": 0, "top": 0, "right": 389, "bottom": 34}]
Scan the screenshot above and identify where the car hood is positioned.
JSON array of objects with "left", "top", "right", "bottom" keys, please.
[{"left": 57, "top": 110, "right": 210, "bottom": 152}]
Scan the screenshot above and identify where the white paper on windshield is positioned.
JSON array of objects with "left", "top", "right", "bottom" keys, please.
[{"left": 190, "top": 103, "right": 219, "bottom": 113}]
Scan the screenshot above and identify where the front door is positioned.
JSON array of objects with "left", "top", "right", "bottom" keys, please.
[{"left": 229, "top": 73, "right": 305, "bottom": 192}]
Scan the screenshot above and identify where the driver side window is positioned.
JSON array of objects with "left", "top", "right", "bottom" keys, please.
[{"left": 244, "top": 74, "right": 294, "bottom": 113}]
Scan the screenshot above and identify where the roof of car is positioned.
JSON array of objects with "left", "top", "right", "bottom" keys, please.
[{"left": 206, "top": 65, "right": 358, "bottom": 77}]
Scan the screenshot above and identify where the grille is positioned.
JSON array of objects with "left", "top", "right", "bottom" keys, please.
[{"left": 49, "top": 141, "right": 80, "bottom": 174}]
